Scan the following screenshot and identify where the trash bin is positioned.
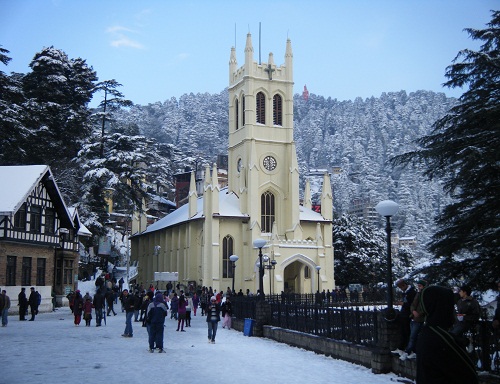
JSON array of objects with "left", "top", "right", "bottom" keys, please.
[{"left": 243, "top": 318, "right": 255, "bottom": 336}]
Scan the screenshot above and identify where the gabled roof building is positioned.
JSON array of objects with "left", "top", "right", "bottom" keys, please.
[{"left": 0, "top": 165, "right": 83, "bottom": 310}]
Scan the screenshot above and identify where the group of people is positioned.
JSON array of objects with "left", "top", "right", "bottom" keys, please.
[
  {"left": 391, "top": 278, "right": 486, "bottom": 384},
  {"left": 115, "top": 285, "right": 233, "bottom": 351},
  {"left": 16, "top": 287, "right": 41, "bottom": 321}
]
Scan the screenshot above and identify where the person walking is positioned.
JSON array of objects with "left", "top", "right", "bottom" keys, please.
[
  {"left": 176, "top": 293, "right": 187, "bottom": 331},
  {"left": 170, "top": 292, "right": 179, "bottom": 320},
  {"left": 83, "top": 296, "right": 93, "bottom": 326},
  {"left": 105, "top": 288, "right": 116, "bottom": 316},
  {"left": 73, "top": 290, "right": 84, "bottom": 326},
  {"left": 221, "top": 296, "right": 232, "bottom": 329},
  {"left": 1, "top": 290, "right": 10, "bottom": 326},
  {"left": 185, "top": 294, "right": 193, "bottom": 327},
  {"left": 28, "top": 287, "right": 39, "bottom": 321},
  {"left": 121, "top": 289, "right": 135, "bottom": 337},
  {"left": 18, "top": 288, "right": 28, "bottom": 321},
  {"left": 192, "top": 292, "right": 200, "bottom": 316},
  {"left": 206, "top": 296, "right": 221, "bottom": 344},
  {"left": 93, "top": 289, "right": 105, "bottom": 327},
  {"left": 133, "top": 290, "right": 142, "bottom": 322},
  {"left": 142, "top": 291, "right": 153, "bottom": 328},
  {"left": 200, "top": 290, "right": 209, "bottom": 316},
  {"left": 147, "top": 291, "right": 168, "bottom": 353},
  {"left": 0, "top": 289, "right": 4, "bottom": 325}
]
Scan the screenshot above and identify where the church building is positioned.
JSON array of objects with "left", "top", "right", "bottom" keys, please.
[{"left": 130, "top": 34, "right": 335, "bottom": 294}]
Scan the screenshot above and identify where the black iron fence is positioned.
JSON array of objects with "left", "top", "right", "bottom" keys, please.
[
  {"left": 230, "top": 295, "right": 499, "bottom": 374},
  {"left": 269, "top": 302, "right": 379, "bottom": 346}
]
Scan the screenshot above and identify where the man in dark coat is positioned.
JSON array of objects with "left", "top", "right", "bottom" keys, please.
[
  {"left": 18, "top": 288, "right": 28, "bottom": 320},
  {"left": 93, "top": 289, "right": 105, "bottom": 326},
  {"left": 28, "top": 287, "right": 39, "bottom": 321},
  {"left": 393, "top": 279, "right": 416, "bottom": 353},
  {"left": 416, "top": 285, "right": 478, "bottom": 384},
  {"left": 105, "top": 288, "right": 116, "bottom": 316},
  {"left": 146, "top": 292, "right": 168, "bottom": 352}
]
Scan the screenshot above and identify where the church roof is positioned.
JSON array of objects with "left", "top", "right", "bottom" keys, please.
[
  {"left": 137, "top": 188, "right": 247, "bottom": 236},
  {"left": 135, "top": 187, "right": 328, "bottom": 237}
]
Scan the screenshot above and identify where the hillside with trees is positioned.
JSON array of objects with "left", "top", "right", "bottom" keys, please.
[{"left": 1, "top": 10, "right": 498, "bottom": 290}]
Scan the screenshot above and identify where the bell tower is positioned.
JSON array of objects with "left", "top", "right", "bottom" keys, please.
[{"left": 228, "top": 33, "right": 300, "bottom": 239}]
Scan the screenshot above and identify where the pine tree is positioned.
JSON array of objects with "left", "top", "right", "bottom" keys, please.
[
  {"left": 0, "top": 46, "right": 30, "bottom": 164},
  {"left": 21, "top": 47, "right": 97, "bottom": 167},
  {"left": 332, "top": 214, "right": 386, "bottom": 286},
  {"left": 392, "top": 11, "right": 500, "bottom": 290}
]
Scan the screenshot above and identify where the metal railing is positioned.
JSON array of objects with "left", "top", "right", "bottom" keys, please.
[
  {"left": 465, "top": 322, "right": 500, "bottom": 374},
  {"left": 269, "top": 302, "right": 379, "bottom": 346},
  {"left": 230, "top": 295, "right": 500, "bottom": 374}
]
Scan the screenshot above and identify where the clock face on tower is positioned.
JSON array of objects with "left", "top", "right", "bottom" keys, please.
[{"left": 263, "top": 155, "right": 277, "bottom": 171}]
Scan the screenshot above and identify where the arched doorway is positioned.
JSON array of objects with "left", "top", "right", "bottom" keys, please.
[{"left": 282, "top": 259, "right": 316, "bottom": 294}]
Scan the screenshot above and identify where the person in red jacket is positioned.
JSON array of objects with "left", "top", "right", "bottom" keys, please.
[{"left": 83, "top": 297, "right": 93, "bottom": 326}]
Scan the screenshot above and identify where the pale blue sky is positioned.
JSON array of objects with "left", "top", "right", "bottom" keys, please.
[{"left": 1, "top": 0, "right": 497, "bottom": 106}]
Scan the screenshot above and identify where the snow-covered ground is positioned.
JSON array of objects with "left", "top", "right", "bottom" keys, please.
[{"left": 0, "top": 303, "right": 408, "bottom": 384}]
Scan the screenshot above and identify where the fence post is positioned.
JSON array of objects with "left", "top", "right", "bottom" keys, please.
[
  {"left": 254, "top": 300, "right": 271, "bottom": 337},
  {"left": 371, "top": 310, "right": 400, "bottom": 374}
]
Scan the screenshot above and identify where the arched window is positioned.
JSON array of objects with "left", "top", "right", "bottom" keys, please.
[
  {"left": 304, "top": 266, "right": 310, "bottom": 279},
  {"left": 235, "top": 98, "right": 239, "bottom": 130},
  {"left": 242, "top": 96, "right": 246, "bottom": 126},
  {"left": 222, "top": 235, "right": 234, "bottom": 278},
  {"left": 261, "top": 191, "right": 275, "bottom": 233},
  {"left": 273, "top": 94, "right": 282, "bottom": 126},
  {"left": 256, "top": 92, "right": 265, "bottom": 124}
]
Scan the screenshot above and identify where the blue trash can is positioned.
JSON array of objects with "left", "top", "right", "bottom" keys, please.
[{"left": 243, "top": 318, "right": 254, "bottom": 336}]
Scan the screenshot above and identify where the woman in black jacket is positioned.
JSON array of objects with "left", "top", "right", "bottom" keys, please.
[{"left": 416, "top": 286, "right": 478, "bottom": 384}]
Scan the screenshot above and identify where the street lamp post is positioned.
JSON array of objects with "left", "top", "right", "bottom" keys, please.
[
  {"left": 263, "top": 255, "right": 277, "bottom": 295},
  {"left": 375, "top": 200, "right": 399, "bottom": 320},
  {"left": 253, "top": 238, "right": 267, "bottom": 299},
  {"left": 154, "top": 245, "right": 161, "bottom": 288},
  {"left": 315, "top": 265, "right": 321, "bottom": 293},
  {"left": 229, "top": 255, "right": 239, "bottom": 294}
]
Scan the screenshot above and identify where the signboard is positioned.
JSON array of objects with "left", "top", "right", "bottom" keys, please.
[
  {"left": 154, "top": 272, "right": 179, "bottom": 282},
  {"left": 98, "top": 236, "right": 112, "bottom": 256}
]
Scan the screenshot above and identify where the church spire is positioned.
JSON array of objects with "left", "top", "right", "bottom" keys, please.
[
  {"left": 303, "top": 178, "right": 312, "bottom": 210},
  {"left": 229, "top": 46, "right": 237, "bottom": 84},
  {"left": 321, "top": 172, "right": 333, "bottom": 220},
  {"left": 244, "top": 33, "right": 254, "bottom": 75},
  {"left": 188, "top": 171, "right": 197, "bottom": 218},
  {"left": 285, "top": 38, "right": 293, "bottom": 80}
]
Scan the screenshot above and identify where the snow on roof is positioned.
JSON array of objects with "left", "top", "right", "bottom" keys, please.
[
  {"left": 137, "top": 187, "right": 328, "bottom": 236},
  {"left": 140, "top": 188, "right": 248, "bottom": 235},
  {"left": 68, "top": 207, "right": 92, "bottom": 237},
  {"left": 0, "top": 165, "right": 50, "bottom": 215},
  {"left": 0, "top": 165, "right": 74, "bottom": 228},
  {"left": 149, "top": 194, "right": 176, "bottom": 207}
]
